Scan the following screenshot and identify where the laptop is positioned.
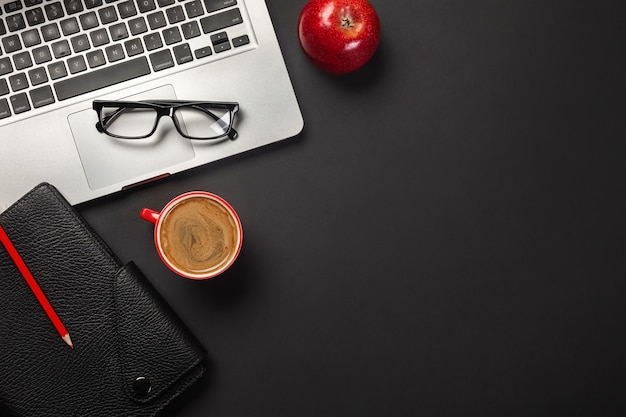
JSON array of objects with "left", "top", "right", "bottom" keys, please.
[{"left": 0, "top": 0, "right": 303, "bottom": 210}]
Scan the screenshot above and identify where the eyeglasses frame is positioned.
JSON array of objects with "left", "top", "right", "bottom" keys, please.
[{"left": 92, "top": 100, "right": 240, "bottom": 140}]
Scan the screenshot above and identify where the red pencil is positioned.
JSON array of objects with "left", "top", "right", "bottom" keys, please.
[{"left": 0, "top": 224, "right": 74, "bottom": 349}]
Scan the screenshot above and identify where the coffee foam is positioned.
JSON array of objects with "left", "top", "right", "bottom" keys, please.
[{"left": 159, "top": 196, "right": 239, "bottom": 275}]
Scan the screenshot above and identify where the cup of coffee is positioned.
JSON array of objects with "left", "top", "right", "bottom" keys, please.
[{"left": 140, "top": 191, "right": 243, "bottom": 280}]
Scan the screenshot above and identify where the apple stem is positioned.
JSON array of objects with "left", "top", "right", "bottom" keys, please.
[{"left": 341, "top": 16, "right": 354, "bottom": 29}]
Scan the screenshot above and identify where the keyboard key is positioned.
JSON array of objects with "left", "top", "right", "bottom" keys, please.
[
  {"left": 0, "top": 79, "right": 9, "bottom": 96},
  {"left": 24, "top": 0, "right": 44, "bottom": 6},
  {"left": 21, "top": 29, "right": 41, "bottom": 47},
  {"left": 203, "top": 0, "right": 236, "bottom": 14},
  {"left": 165, "top": 5, "right": 184, "bottom": 24},
  {"left": 137, "top": 0, "right": 155, "bottom": 13},
  {"left": 173, "top": 43, "right": 192, "bottom": 64},
  {"left": 213, "top": 41, "right": 230, "bottom": 53},
  {"left": 6, "top": 13, "right": 26, "bottom": 32},
  {"left": 41, "top": 23, "right": 61, "bottom": 41},
  {"left": 9, "top": 73, "right": 28, "bottom": 91},
  {"left": 98, "top": 5, "right": 118, "bottom": 24},
  {"left": 200, "top": 8, "right": 242, "bottom": 34},
  {"left": 90, "top": 28, "right": 110, "bottom": 46},
  {"left": 13, "top": 51, "right": 33, "bottom": 70},
  {"left": 84, "top": 0, "right": 103, "bottom": 9},
  {"left": 61, "top": 17, "right": 80, "bottom": 35},
  {"left": 4, "top": 1, "right": 23, "bottom": 14},
  {"left": 143, "top": 32, "right": 162, "bottom": 50},
  {"left": 44, "top": 2, "right": 65, "bottom": 21},
  {"left": 86, "top": 49, "right": 106, "bottom": 68},
  {"left": 0, "top": 58, "right": 14, "bottom": 76},
  {"left": 54, "top": 56, "right": 150, "bottom": 100},
  {"left": 48, "top": 61, "right": 68, "bottom": 79},
  {"left": 147, "top": 11, "right": 166, "bottom": 30},
  {"left": 184, "top": 0, "right": 204, "bottom": 18},
  {"left": 10, "top": 92, "right": 30, "bottom": 114},
  {"left": 117, "top": 1, "right": 136, "bottom": 18},
  {"left": 30, "top": 85, "right": 55, "bottom": 108},
  {"left": 32, "top": 45, "right": 52, "bottom": 64},
  {"left": 109, "top": 22, "right": 129, "bottom": 41},
  {"left": 0, "top": 21, "right": 6, "bottom": 37},
  {"left": 28, "top": 67, "right": 48, "bottom": 85},
  {"left": 64, "top": 0, "right": 84, "bottom": 15},
  {"left": 128, "top": 16, "right": 147, "bottom": 35},
  {"left": 0, "top": 99, "right": 11, "bottom": 119},
  {"left": 79, "top": 11, "right": 99, "bottom": 30},
  {"left": 181, "top": 21, "right": 200, "bottom": 39},
  {"left": 105, "top": 43, "right": 125, "bottom": 62},
  {"left": 232, "top": 34, "right": 248, "bottom": 47},
  {"left": 162, "top": 27, "right": 181, "bottom": 45},
  {"left": 2, "top": 34, "right": 22, "bottom": 53},
  {"left": 210, "top": 31, "right": 227, "bottom": 45},
  {"left": 194, "top": 46, "right": 212, "bottom": 59},
  {"left": 25, "top": 7, "right": 45, "bottom": 26},
  {"left": 149, "top": 49, "right": 173, "bottom": 71},
  {"left": 70, "top": 34, "right": 90, "bottom": 53},
  {"left": 52, "top": 39, "right": 71, "bottom": 58},
  {"left": 124, "top": 38, "right": 144, "bottom": 56},
  {"left": 67, "top": 55, "right": 87, "bottom": 73}
]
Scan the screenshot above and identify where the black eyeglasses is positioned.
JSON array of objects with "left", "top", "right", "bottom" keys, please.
[{"left": 92, "top": 100, "right": 239, "bottom": 140}]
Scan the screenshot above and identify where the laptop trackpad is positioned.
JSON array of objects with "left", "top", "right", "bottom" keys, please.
[{"left": 68, "top": 85, "right": 195, "bottom": 190}]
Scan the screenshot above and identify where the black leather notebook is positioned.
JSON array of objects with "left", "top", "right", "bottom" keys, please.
[{"left": 0, "top": 183, "right": 206, "bottom": 417}]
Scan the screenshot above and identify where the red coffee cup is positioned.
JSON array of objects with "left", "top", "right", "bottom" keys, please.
[{"left": 140, "top": 191, "right": 243, "bottom": 280}]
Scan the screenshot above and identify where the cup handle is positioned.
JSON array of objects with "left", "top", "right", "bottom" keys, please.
[{"left": 140, "top": 208, "right": 160, "bottom": 224}]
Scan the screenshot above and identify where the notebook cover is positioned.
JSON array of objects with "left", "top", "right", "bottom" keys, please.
[{"left": 0, "top": 183, "right": 206, "bottom": 416}]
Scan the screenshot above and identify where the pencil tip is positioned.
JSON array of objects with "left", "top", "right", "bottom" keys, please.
[{"left": 63, "top": 334, "right": 74, "bottom": 349}]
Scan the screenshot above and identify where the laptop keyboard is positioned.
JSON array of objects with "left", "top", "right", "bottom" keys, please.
[{"left": 0, "top": 0, "right": 250, "bottom": 120}]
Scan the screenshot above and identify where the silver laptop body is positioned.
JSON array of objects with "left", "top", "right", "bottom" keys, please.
[{"left": 0, "top": 0, "right": 303, "bottom": 210}]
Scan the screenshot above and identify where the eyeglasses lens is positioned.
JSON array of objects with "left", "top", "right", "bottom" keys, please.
[
  {"left": 174, "top": 106, "right": 232, "bottom": 139},
  {"left": 100, "top": 105, "right": 159, "bottom": 139}
]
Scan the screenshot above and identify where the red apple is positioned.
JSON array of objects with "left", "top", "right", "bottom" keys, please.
[{"left": 297, "top": 0, "right": 381, "bottom": 75}]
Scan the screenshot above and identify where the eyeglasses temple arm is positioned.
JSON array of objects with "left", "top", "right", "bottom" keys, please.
[{"left": 95, "top": 107, "right": 131, "bottom": 133}]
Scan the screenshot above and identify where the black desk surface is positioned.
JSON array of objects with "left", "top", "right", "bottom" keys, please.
[{"left": 78, "top": 1, "right": 625, "bottom": 416}]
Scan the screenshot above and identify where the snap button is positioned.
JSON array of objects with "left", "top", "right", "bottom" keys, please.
[{"left": 133, "top": 376, "right": 152, "bottom": 396}]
